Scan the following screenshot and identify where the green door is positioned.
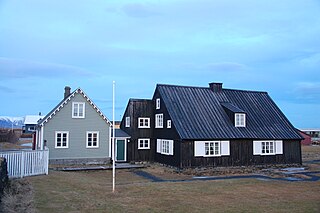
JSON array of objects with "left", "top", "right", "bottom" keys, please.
[{"left": 116, "top": 139, "right": 125, "bottom": 161}]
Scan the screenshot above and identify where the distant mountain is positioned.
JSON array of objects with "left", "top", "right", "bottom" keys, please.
[{"left": 0, "top": 116, "right": 24, "bottom": 129}]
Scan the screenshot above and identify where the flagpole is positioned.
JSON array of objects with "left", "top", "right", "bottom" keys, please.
[{"left": 112, "top": 81, "right": 116, "bottom": 193}]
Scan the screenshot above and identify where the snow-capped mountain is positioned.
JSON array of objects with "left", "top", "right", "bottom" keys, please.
[{"left": 0, "top": 116, "right": 24, "bottom": 128}]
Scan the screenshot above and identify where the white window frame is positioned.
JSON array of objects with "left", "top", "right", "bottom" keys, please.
[
  {"left": 55, "top": 131, "right": 69, "bottom": 148},
  {"left": 156, "top": 98, "right": 160, "bottom": 109},
  {"left": 125, "top": 117, "right": 130, "bottom": 128},
  {"left": 155, "top": 114, "right": 163, "bottom": 128},
  {"left": 138, "top": 117, "right": 150, "bottom": 128},
  {"left": 167, "top": 120, "right": 171, "bottom": 128},
  {"left": 72, "top": 102, "right": 85, "bottom": 118},
  {"left": 235, "top": 113, "right": 246, "bottom": 127},
  {"left": 253, "top": 140, "right": 283, "bottom": 155},
  {"left": 204, "top": 141, "right": 220, "bottom": 156},
  {"left": 156, "top": 139, "right": 173, "bottom": 155},
  {"left": 138, "top": 138, "right": 150, "bottom": 149},
  {"left": 194, "top": 141, "right": 230, "bottom": 157},
  {"left": 86, "top": 131, "right": 99, "bottom": 148}
]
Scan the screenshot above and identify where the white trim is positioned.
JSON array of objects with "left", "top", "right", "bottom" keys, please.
[
  {"left": 86, "top": 131, "right": 99, "bottom": 148},
  {"left": 235, "top": 113, "right": 246, "bottom": 127},
  {"left": 108, "top": 126, "right": 112, "bottom": 157},
  {"left": 157, "top": 139, "right": 161, "bottom": 153},
  {"left": 157, "top": 139, "right": 173, "bottom": 155},
  {"left": 220, "top": 141, "right": 230, "bottom": 156},
  {"left": 155, "top": 114, "right": 163, "bottom": 128},
  {"left": 167, "top": 120, "right": 171, "bottom": 128},
  {"left": 125, "top": 117, "right": 130, "bottom": 127},
  {"left": 55, "top": 131, "right": 69, "bottom": 149},
  {"left": 253, "top": 141, "right": 262, "bottom": 155},
  {"left": 39, "top": 88, "right": 112, "bottom": 126},
  {"left": 204, "top": 141, "right": 220, "bottom": 157},
  {"left": 194, "top": 141, "right": 205, "bottom": 156},
  {"left": 138, "top": 117, "right": 150, "bottom": 128},
  {"left": 156, "top": 98, "right": 160, "bottom": 109},
  {"left": 138, "top": 138, "right": 150, "bottom": 149},
  {"left": 115, "top": 138, "right": 127, "bottom": 162},
  {"left": 275, "top": 140, "right": 283, "bottom": 154},
  {"left": 194, "top": 141, "right": 230, "bottom": 157},
  {"left": 72, "top": 102, "right": 85, "bottom": 118},
  {"left": 253, "top": 140, "right": 282, "bottom": 156}
]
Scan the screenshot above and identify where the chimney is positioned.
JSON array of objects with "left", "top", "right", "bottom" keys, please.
[
  {"left": 209, "top": 82, "right": 223, "bottom": 92},
  {"left": 64, "top": 86, "right": 71, "bottom": 99}
]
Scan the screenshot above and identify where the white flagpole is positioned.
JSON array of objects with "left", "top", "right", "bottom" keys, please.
[{"left": 112, "top": 81, "right": 116, "bottom": 193}]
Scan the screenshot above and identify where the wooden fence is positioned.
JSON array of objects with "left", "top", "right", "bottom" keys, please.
[{"left": 0, "top": 149, "right": 49, "bottom": 178}]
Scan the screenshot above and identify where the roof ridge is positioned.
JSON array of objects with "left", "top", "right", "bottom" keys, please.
[
  {"left": 157, "top": 83, "right": 267, "bottom": 93},
  {"left": 157, "top": 84, "right": 207, "bottom": 89},
  {"left": 129, "top": 98, "right": 152, "bottom": 101},
  {"left": 223, "top": 88, "right": 268, "bottom": 94},
  {"left": 39, "top": 87, "right": 111, "bottom": 126}
]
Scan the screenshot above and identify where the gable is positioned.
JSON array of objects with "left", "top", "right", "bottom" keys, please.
[
  {"left": 157, "top": 84, "right": 303, "bottom": 140},
  {"left": 39, "top": 88, "right": 111, "bottom": 126}
]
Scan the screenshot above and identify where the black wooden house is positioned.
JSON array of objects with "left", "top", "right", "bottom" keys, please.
[{"left": 121, "top": 83, "right": 303, "bottom": 168}]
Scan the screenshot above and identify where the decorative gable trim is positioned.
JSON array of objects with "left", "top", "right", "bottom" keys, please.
[{"left": 39, "top": 88, "right": 111, "bottom": 126}]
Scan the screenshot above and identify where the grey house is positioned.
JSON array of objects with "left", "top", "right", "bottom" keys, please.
[{"left": 36, "top": 86, "right": 112, "bottom": 164}]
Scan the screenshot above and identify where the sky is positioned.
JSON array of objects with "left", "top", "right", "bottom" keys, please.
[{"left": 0, "top": 0, "right": 319, "bottom": 128}]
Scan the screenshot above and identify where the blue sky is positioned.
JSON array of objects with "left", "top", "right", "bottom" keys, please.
[{"left": 0, "top": 0, "right": 319, "bottom": 128}]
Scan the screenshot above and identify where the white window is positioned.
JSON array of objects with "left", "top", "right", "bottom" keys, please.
[
  {"left": 156, "top": 139, "right": 173, "bottom": 155},
  {"left": 138, "top": 118, "right": 150, "bottom": 128},
  {"left": 235, "top": 113, "right": 246, "bottom": 127},
  {"left": 205, "top": 142, "right": 220, "bottom": 156},
  {"left": 167, "top": 120, "right": 171, "bottom": 128},
  {"left": 156, "top": 98, "right": 160, "bottom": 109},
  {"left": 194, "top": 141, "right": 230, "bottom": 157},
  {"left": 86, "top": 131, "right": 99, "bottom": 148},
  {"left": 155, "top": 114, "right": 163, "bottom": 128},
  {"left": 72, "top": 102, "right": 85, "bottom": 118},
  {"left": 55, "top": 131, "right": 69, "bottom": 148},
  {"left": 138, "top": 138, "right": 150, "bottom": 149},
  {"left": 253, "top": 140, "right": 283, "bottom": 155},
  {"left": 125, "top": 117, "right": 130, "bottom": 127}
]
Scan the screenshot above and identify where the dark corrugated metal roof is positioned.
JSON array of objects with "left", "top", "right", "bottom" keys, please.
[
  {"left": 221, "top": 102, "right": 245, "bottom": 113},
  {"left": 157, "top": 84, "right": 303, "bottom": 140},
  {"left": 112, "top": 129, "right": 131, "bottom": 138}
]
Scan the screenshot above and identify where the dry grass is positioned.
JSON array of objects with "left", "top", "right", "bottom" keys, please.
[
  {"left": 0, "top": 141, "right": 32, "bottom": 150},
  {"left": 0, "top": 179, "right": 35, "bottom": 213},
  {"left": 302, "top": 145, "right": 320, "bottom": 161},
  {"left": 28, "top": 170, "right": 320, "bottom": 213},
  {"left": 24, "top": 145, "right": 320, "bottom": 212}
]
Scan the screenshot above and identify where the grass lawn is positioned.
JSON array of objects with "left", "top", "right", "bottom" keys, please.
[
  {"left": 28, "top": 169, "right": 320, "bottom": 213},
  {"left": 24, "top": 145, "right": 320, "bottom": 212}
]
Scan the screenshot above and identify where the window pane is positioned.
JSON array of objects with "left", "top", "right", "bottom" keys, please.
[
  {"left": 79, "top": 104, "right": 84, "bottom": 116},
  {"left": 74, "top": 104, "right": 78, "bottom": 116}
]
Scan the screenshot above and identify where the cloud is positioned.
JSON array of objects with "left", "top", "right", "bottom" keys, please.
[
  {"left": 299, "top": 53, "right": 320, "bottom": 68},
  {"left": 178, "top": 62, "right": 248, "bottom": 73},
  {"left": 201, "top": 62, "right": 248, "bottom": 72},
  {"left": 122, "top": 3, "right": 160, "bottom": 18},
  {"left": 0, "top": 85, "right": 15, "bottom": 93},
  {"left": 294, "top": 82, "right": 320, "bottom": 103},
  {"left": 0, "top": 57, "right": 95, "bottom": 80}
]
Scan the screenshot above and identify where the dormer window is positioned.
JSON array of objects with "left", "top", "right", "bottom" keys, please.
[{"left": 235, "top": 113, "right": 246, "bottom": 127}]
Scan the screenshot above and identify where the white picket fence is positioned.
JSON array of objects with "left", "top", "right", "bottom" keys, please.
[{"left": 0, "top": 149, "right": 49, "bottom": 178}]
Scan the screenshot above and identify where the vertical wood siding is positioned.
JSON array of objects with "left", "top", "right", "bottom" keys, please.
[{"left": 180, "top": 140, "right": 301, "bottom": 168}]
